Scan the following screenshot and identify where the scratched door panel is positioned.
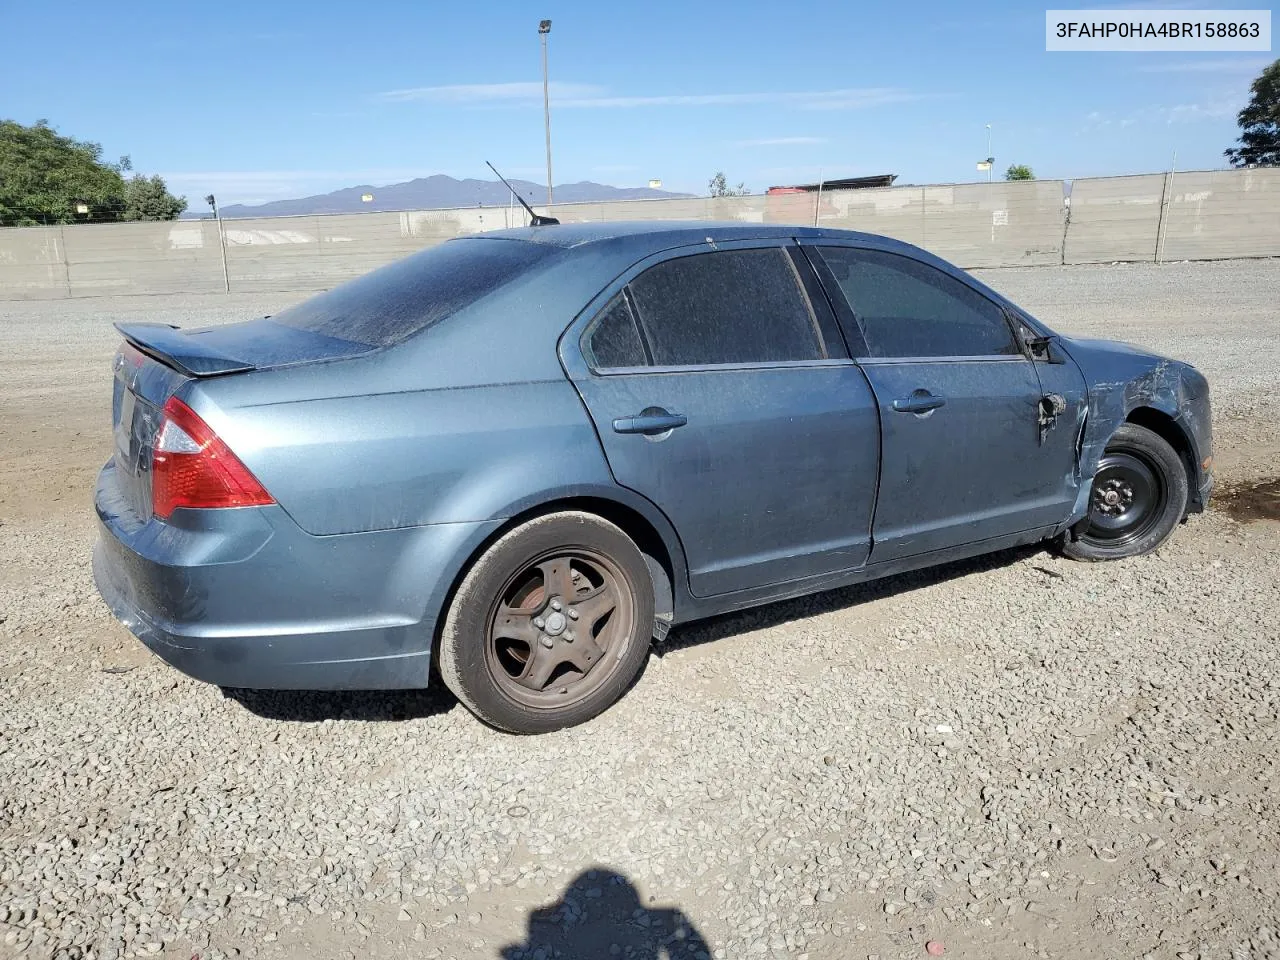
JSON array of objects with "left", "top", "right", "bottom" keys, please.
[
  {"left": 859, "top": 358, "right": 1071, "bottom": 561},
  {"left": 573, "top": 364, "right": 879, "bottom": 598}
]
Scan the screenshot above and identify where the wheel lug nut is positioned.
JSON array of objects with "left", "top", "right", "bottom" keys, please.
[
  {"left": 550, "top": 599, "right": 562, "bottom": 612},
  {"left": 568, "top": 609, "right": 579, "bottom": 620},
  {"left": 534, "top": 618, "right": 545, "bottom": 629},
  {"left": 540, "top": 636, "right": 553, "bottom": 648}
]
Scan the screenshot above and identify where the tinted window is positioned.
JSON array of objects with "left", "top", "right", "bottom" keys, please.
[
  {"left": 817, "top": 247, "right": 1019, "bottom": 358},
  {"left": 584, "top": 294, "right": 646, "bottom": 369},
  {"left": 627, "top": 249, "right": 825, "bottom": 366},
  {"left": 271, "top": 238, "right": 553, "bottom": 347}
]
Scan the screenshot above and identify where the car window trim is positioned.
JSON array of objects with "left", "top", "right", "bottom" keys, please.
[
  {"left": 620, "top": 287, "right": 655, "bottom": 365},
  {"left": 795, "top": 245, "right": 868, "bottom": 358},
  {"left": 855, "top": 354, "right": 1032, "bottom": 366},
  {"left": 806, "top": 243, "right": 1024, "bottom": 362},
  {"left": 782, "top": 246, "right": 847, "bottom": 361},
  {"left": 581, "top": 291, "right": 649, "bottom": 370},
  {"left": 587, "top": 357, "right": 859, "bottom": 378}
]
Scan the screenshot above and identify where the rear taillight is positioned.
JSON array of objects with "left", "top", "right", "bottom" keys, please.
[{"left": 151, "top": 397, "right": 274, "bottom": 519}]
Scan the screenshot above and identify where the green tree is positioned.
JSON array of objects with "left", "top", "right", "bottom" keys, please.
[
  {"left": 0, "top": 119, "right": 125, "bottom": 225},
  {"left": 123, "top": 174, "right": 187, "bottom": 221},
  {"left": 0, "top": 119, "right": 186, "bottom": 226},
  {"left": 1005, "top": 164, "right": 1035, "bottom": 181},
  {"left": 708, "top": 171, "right": 749, "bottom": 197},
  {"left": 1225, "top": 58, "right": 1280, "bottom": 167}
]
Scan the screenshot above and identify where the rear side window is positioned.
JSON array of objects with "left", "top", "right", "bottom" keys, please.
[
  {"left": 270, "top": 238, "right": 553, "bottom": 347},
  {"left": 626, "top": 248, "right": 826, "bottom": 366},
  {"left": 584, "top": 294, "right": 647, "bottom": 369},
  {"left": 816, "top": 247, "right": 1019, "bottom": 358}
]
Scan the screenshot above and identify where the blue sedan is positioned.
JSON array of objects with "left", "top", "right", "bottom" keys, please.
[{"left": 93, "top": 222, "right": 1213, "bottom": 733}]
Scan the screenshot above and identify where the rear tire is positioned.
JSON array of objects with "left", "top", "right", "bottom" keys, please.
[
  {"left": 1061, "top": 423, "right": 1188, "bottom": 562},
  {"left": 438, "top": 511, "right": 654, "bottom": 734}
]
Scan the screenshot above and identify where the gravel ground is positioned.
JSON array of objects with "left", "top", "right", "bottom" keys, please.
[{"left": 1, "top": 259, "right": 1279, "bottom": 960}]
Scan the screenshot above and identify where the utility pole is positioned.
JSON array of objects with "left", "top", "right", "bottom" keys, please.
[
  {"left": 1156, "top": 149, "right": 1177, "bottom": 265},
  {"left": 986, "top": 123, "right": 993, "bottom": 183},
  {"left": 206, "top": 194, "right": 230, "bottom": 294},
  {"left": 539, "top": 19, "right": 553, "bottom": 207}
]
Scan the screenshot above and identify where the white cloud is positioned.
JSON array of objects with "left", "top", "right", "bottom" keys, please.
[
  {"left": 375, "top": 83, "right": 918, "bottom": 111},
  {"left": 1136, "top": 57, "right": 1273, "bottom": 74},
  {"left": 377, "top": 81, "right": 604, "bottom": 103},
  {"left": 1081, "top": 94, "right": 1244, "bottom": 132},
  {"left": 734, "top": 136, "right": 828, "bottom": 147},
  {"left": 1152, "top": 99, "right": 1241, "bottom": 122},
  {"left": 559, "top": 88, "right": 917, "bottom": 110}
]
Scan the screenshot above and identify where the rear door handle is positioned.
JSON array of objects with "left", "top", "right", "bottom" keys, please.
[
  {"left": 612, "top": 409, "right": 688, "bottom": 435},
  {"left": 892, "top": 390, "right": 946, "bottom": 414}
]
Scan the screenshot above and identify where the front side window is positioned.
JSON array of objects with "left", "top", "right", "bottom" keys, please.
[
  {"left": 626, "top": 248, "right": 826, "bottom": 366},
  {"left": 816, "top": 247, "right": 1019, "bottom": 359}
]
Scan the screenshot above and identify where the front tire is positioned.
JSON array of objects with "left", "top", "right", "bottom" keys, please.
[
  {"left": 438, "top": 511, "right": 654, "bottom": 734},
  {"left": 1062, "top": 422, "right": 1188, "bottom": 562}
]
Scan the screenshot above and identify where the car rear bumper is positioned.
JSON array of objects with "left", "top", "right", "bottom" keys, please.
[{"left": 92, "top": 459, "right": 502, "bottom": 690}]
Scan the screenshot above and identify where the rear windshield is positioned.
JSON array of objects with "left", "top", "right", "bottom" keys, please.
[{"left": 270, "top": 237, "right": 554, "bottom": 347}]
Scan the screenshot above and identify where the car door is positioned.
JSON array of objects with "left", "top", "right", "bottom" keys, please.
[
  {"left": 803, "top": 242, "right": 1083, "bottom": 562},
  {"left": 561, "top": 240, "right": 880, "bottom": 598}
]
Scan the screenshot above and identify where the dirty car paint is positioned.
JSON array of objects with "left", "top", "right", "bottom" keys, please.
[
  {"left": 91, "top": 221, "right": 1215, "bottom": 695},
  {"left": 1057, "top": 336, "right": 1213, "bottom": 526}
]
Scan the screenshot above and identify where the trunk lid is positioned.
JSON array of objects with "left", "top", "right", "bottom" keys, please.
[{"left": 110, "top": 318, "right": 371, "bottom": 523}]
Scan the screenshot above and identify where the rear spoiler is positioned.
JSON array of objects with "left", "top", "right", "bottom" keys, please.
[{"left": 114, "top": 322, "right": 255, "bottom": 378}]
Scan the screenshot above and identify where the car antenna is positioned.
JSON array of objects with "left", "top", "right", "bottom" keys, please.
[{"left": 486, "top": 161, "right": 559, "bottom": 226}]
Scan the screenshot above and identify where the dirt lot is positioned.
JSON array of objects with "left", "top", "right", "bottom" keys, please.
[{"left": 1, "top": 259, "right": 1279, "bottom": 960}]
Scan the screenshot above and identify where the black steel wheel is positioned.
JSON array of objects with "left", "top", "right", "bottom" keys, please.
[
  {"left": 438, "top": 511, "right": 653, "bottom": 733},
  {"left": 1085, "top": 451, "right": 1165, "bottom": 546},
  {"left": 1062, "top": 422, "right": 1188, "bottom": 561}
]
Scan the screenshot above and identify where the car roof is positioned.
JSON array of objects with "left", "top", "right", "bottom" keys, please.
[{"left": 476, "top": 220, "right": 882, "bottom": 253}]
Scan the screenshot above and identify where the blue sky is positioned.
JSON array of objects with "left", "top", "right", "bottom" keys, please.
[{"left": 2, "top": 0, "right": 1272, "bottom": 206}]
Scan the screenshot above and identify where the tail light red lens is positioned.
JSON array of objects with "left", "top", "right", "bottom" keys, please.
[{"left": 152, "top": 396, "right": 274, "bottom": 519}]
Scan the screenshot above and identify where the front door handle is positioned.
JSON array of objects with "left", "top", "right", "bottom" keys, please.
[
  {"left": 892, "top": 390, "right": 946, "bottom": 415},
  {"left": 613, "top": 408, "right": 688, "bottom": 435}
]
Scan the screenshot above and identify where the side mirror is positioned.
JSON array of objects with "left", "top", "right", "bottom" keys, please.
[{"left": 1022, "top": 331, "right": 1065, "bottom": 364}]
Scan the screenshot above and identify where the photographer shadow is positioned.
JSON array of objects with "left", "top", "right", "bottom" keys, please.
[{"left": 499, "top": 868, "right": 711, "bottom": 960}]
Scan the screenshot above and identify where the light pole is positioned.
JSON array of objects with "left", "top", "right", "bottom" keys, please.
[
  {"left": 985, "top": 123, "right": 993, "bottom": 183},
  {"left": 205, "top": 194, "right": 230, "bottom": 293},
  {"left": 539, "top": 19, "right": 553, "bottom": 207}
]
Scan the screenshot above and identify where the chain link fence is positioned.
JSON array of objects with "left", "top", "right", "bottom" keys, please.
[{"left": 1, "top": 168, "right": 1277, "bottom": 300}]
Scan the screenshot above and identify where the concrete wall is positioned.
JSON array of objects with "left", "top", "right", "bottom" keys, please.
[
  {"left": 1063, "top": 174, "right": 1166, "bottom": 265},
  {"left": 1, "top": 168, "right": 1276, "bottom": 301},
  {"left": 1161, "top": 168, "right": 1280, "bottom": 261},
  {"left": 0, "top": 221, "right": 228, "bottom": 300}
]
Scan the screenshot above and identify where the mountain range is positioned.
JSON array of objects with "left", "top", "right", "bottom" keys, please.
[{"left": 210, "top": 175, "right": 691, "bottom": 219}]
